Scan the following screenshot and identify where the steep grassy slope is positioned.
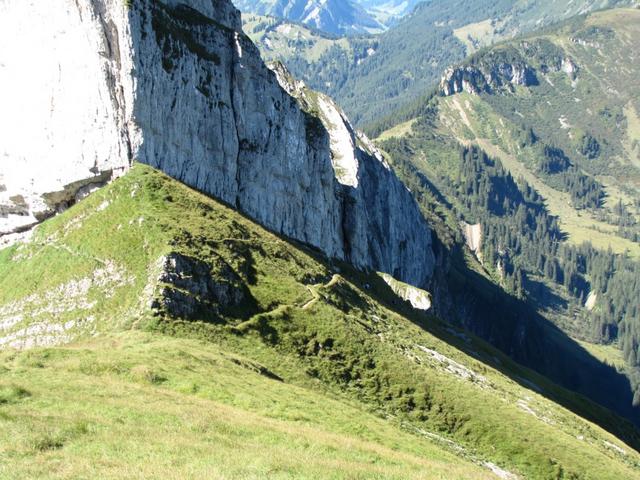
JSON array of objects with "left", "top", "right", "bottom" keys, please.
[
  {"left": 0, "top": 333, "right": 495, "bottom": 479},
  {"left": 1, "top": 164, "right": 640, "bottom": 478},
  {"left": 374, "top": 7, "right": 640, "bottom": 428}
]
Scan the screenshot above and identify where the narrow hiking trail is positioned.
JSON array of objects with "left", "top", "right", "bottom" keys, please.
[{"left": 301, "top": 274, "right": 340, "bottom": 310}]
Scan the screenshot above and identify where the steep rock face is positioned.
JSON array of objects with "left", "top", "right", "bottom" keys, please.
[
  {"left": 0, "top": 0, "right": 132, "bottom": 234},
  {"left": 0, "top": 0, "right": 434, "bottom": 287},
  {"left": 439, "top": 42, "right": 580, "bottom": 96},
  {"left": 439, "top": 62, "right": 538, "bottom": 96}
]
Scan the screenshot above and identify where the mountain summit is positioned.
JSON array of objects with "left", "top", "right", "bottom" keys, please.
[{"left": 233, "top": 0, "right": 385, "bottom": 35}]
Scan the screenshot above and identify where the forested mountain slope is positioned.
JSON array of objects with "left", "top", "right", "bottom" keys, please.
[
  {"left": 244, "top": 0, "right": 635, "bottom": 125},
  {"left": 2, "top": 164, "right": 640, "bottom": 478},
  {"left": 374, "top": 7, "right": 640, "bottom": 411}
]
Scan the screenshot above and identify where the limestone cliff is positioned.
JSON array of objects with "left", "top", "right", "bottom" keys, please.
[
  {"left": 0, "top": 0, "right": 434, "bottom": 286},
  {"left": 439, "top": 61, "right": 538, "bottom": 96},
  {"left": 439, "top": 41, "right": 579, "bottom": 96}
]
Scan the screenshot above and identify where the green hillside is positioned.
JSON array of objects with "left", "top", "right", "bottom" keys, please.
[
  {"left": 375, "top": 7, "right": 640, "bottom": 421},
  {"left": 243, "top": 14, "right": 355, "bottom": 64},
  {"left": 0, "top": 333, "right": 495, "bottom": 479},
  {"left": 1, "top": 164, "right": 640, "bottom": 478}
]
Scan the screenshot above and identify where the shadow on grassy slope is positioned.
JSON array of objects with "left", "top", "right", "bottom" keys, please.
[{"left": 139, "top": 160, "right": 640, "bottom": 452}]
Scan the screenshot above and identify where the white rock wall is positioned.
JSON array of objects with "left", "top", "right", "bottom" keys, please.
[
  {"left": 0, "top": 0, "right": 132, "bottom": 233},
  {"left": 0, "top": 0, "right": 435, "bottom": 287}
]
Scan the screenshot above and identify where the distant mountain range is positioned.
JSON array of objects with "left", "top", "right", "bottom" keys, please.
[
  {"left": 235, "top": 0, "right": 635, "bottom": 34},
  {"left": 243, "top": 0, "right": 636, "bottom": 125},
  {"left": 356, "top": 0, "right": 424, "bottom": 25},
  {"left": 232, "top": 0, "right": 386, "bottom": 35}
]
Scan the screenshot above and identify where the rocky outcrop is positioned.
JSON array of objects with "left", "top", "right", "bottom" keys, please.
[
  {"left": 561, "top": 57, "right": 579, "bottom": 81},
  {"left": 0, "top": 0, "right": 434, "bottom": 287},
  {"left": 0, "top": 172, "right": 119, "bottom": 236},
  {"left": 462, "top": 222, "right": 483, "bottom": 262},
  {"left": 153, "top": 253, "right": 251, "bottom": 320},
  {"left": 439, "top": 42, "right": 580, "bottom": 96},
  {"left": 439, "top": 61, "right": 538, "bottom": 96},
  {"left": 381, "top": 273, "right": 432, "bottom": 311}
]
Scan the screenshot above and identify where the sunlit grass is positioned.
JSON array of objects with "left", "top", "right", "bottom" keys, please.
[{"left": 1, "top": 165, "right": 639, "bottom": 479}]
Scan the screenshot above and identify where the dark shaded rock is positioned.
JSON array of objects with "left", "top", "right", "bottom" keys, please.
[{"left": 153, "top": 252, "right": 251, "bottom": 321}]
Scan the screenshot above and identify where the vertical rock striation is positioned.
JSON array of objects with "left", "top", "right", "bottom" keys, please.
[{"left": 0, "top": 0, "right": 434, "bottom": 286}]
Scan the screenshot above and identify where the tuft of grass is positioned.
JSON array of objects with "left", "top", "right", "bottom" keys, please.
[
  {"left": 30, "top": 434, "right": 65, "bottom": 453},
  {"left": 129, "top": 365, "right": 167, "bottom": 385},
  {"left": 0, "top": 385, "right": 31, "bottom": 405}
]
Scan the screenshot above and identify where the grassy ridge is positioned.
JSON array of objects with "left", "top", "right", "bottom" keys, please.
[{"left": 1, "top": 164, "right": 640, "bottom": 478}]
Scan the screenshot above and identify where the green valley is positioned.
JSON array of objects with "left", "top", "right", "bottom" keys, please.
[{"left": 374, "top": 7, "right": 640, "bottom": 421}]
